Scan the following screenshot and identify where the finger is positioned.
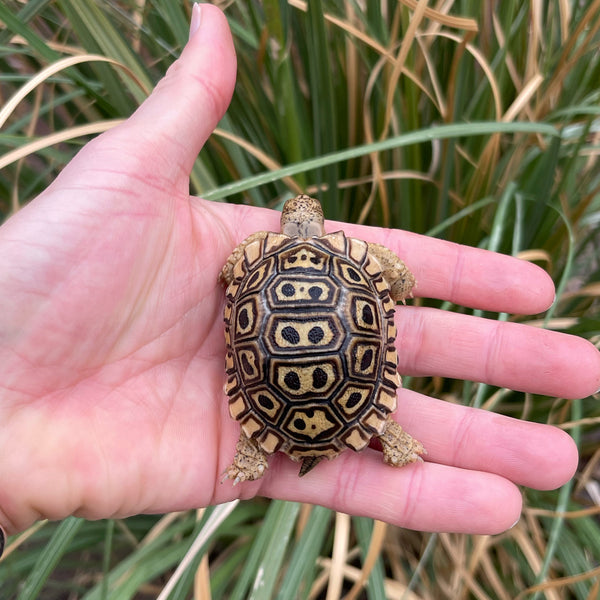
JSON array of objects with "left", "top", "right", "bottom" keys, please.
[
  {"left": 394, "top": 389, "right": 578, "bottom": 490},
  {"left": 207, "top": 201, "right": 555, "bottom": 315},
  {"left": 130, "top": 3, "right": 236, "bottom": 173},
  {"left": 342, "top": 224, "right": 556, "bottom": 315},
  {"left": 258, "top": 453, "right": 522, "bottom": 534},
  {"left": 71, "top": 4, "right": 236, "bottom": 183},
  {"left": 129, "top": 4, "right": 236, "bottom": 174},
  {"left": 395, "top": 306, "right": 600, "bottom": 399}
]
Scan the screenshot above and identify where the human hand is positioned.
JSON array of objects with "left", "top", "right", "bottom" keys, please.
[{"left": 0, "top": 4, "right": 598, "bottom": 539}]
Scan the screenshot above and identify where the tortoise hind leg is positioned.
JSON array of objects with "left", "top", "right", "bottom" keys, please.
[
  {"left": 378, "top": 418, "right": 425, "bottom": 467},
  {"left": 222, "top": 431, "right": 269, "bottom": 485},
  {"left": 367, "top": 242, "right": 416, "bottom": 303}
]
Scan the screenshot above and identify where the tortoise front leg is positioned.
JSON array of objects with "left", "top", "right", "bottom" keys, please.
[
  {"left": 378, "top": 418, "right": 425, "bottom": 467},
  {"left": 222, "top": 430, "right": 269, "bottom": 485},
  {"left": 367, "top": 242, "right": 416, "bottom": 303},
  {"left": 218, "top": 232, "right": 269, "bottom": 287}
]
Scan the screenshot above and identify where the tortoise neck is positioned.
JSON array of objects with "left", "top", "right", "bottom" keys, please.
[{"left": 282, "top": 221, "right": 325, "bottom": 238}]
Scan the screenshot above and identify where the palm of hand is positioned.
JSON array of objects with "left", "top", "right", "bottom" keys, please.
[
  {"left": 0, "top": 128, "right": 239, "bottom": 523},
  {"left": 0, "top": 5, "right": 598, "bottom": 536}
]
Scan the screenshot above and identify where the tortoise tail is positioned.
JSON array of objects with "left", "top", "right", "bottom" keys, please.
[{"left": 299, "top": 456, "right": 324, "bottom": 477}]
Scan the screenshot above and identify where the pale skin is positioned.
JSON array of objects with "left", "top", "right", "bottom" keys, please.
[{"left": 0, "top": 4, "right": 599, "bottom": 539}]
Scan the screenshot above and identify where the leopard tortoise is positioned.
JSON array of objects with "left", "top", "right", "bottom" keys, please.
[{"left": 219, "top": 195, "right": 424, "bottom": 483}]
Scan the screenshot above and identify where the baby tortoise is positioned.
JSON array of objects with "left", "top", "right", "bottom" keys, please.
[{"left": 219, "top": 195, "right": 424, "bottom": 483}]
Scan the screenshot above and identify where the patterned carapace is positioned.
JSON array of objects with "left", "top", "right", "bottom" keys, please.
[{"left": 224, "top": 232, "right": 400, "bottom": 463}]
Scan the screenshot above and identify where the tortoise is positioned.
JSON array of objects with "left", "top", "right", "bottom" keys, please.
[{"left": 219, "top": 194, "right": 424, "bottom": 483}]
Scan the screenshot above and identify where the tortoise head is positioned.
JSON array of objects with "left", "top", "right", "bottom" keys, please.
[{"left": 280, "top": 195, "right": 325, "bottom": 239}]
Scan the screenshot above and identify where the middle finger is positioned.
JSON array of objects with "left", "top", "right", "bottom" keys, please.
[{"left": 394, "top": 305, "right": 599, "bottom": 399}]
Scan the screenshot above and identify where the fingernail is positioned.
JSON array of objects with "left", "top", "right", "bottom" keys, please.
[
  {"left": 189, "top": 3, "right": 202, "bottom": 40},
  {"left": 0, "top": 525, "right": 5, "bottom": 558}
]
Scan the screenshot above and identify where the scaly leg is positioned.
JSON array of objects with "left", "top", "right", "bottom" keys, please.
[
  {"left": 378, "top": 418, "right": 425, "bottom": 467},
  {"left": 367, "top": 242, "right": 416, "bottom": 303},
  {"left": 222, "top": 430, "right": 269, "bottom": 485}
]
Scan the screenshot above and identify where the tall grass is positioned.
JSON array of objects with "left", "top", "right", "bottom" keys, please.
[{"left": 1, "top": 1, "right": 599, "bottom": 598}]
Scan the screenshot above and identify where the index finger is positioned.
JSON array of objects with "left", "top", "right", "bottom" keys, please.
[{"left": 339, "top": 222, "right": 555, "bottom": 315}]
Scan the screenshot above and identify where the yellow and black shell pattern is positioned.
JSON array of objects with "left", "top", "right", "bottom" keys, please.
[{"left": 223, "top": 230, "right": 401, "bottom": 463}]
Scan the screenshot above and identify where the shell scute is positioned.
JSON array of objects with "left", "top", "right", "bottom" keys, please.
[
  {"left": 333, "top": 258, "right": 371, "bottom": 291},
  {"left": 263, "top": 232, "right": 292, "bottom": 257},
  {"left": 282, "top": 405, "right": 344, "bottom": 442},
  {"left": 349, "top": 295, "right": 381, "bottom": 333},
  {"left": 340, "top": 425, "right": 371, "bottom": 452},
  {"left": 271, "top": 358, "right": 341, "bottom": 399},
  {"left": 257, "top": 429, "right": 286, "bottom": 454},
  {"left": 267, "top": 275, "right": 339, "bottom": 308},
  {"left": 240, "top": 413, "right": 265, "bottom": 438},
  {"left": 243, "top": 239, "right": 263, "bottom": 267},
  {"left": 234, "top": 345, "right": 263, "bottom": 384},
  {"left": 231, "top": 297, "right": 262, "bottom": 339},
  {"left": 317, "top": 230, "right": 347, "bottom": 255},
  {"left": 362, "top": 255, "right": 384, "bottom": 278},
  {"left": 237, "top": 256, "right": 276, "bottom": 298},
  {"left": 347, "top": 237, "right": 368, "bottom": 265},
  {"left": 277, "top": 243, "right": 331, "bottom": 274},
  {"left": 335, "top": 383, "right": 375, "bottom": 417},
  {"left": 228, "top": 393, "right": 249, "bottom": 420},
  {"left": 264, "top": 314, "right": 344, "bottom": 355},
  {"left": 345, "top": 340, "right": 381, "bottom": 379},
  {"left": 248, "top": 389, "right": 284, "bottom": 424}
]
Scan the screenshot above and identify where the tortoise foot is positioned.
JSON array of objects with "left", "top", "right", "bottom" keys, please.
[
  {"left": 378, "top": 419, "right": 425, "bottom": 467},
  {"left": 367, "top": 242, "right": 416, "bottom": 303},
  {"left": 222, "top": 432, "right": 269, "bottom": 485}
]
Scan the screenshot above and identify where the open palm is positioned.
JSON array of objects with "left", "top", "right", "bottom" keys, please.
[{"left": 1, "top": 5, "right": 598, "bottom": 538}]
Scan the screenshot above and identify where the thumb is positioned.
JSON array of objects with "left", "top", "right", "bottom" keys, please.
[{"left": 103, "top": 3, "right": 237, "bottom": 178}]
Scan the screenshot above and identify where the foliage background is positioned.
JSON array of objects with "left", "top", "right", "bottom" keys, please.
[{"left": 1, "top": 0, "right": 599, "bottom": 598}]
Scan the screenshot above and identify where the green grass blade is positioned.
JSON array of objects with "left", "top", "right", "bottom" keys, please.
[
  {"left": 248, "top": 501, "right": 301, "bottom": 600},
  {"left": 229, "top": 500, "right": 299, "bottom": 600},
  {"left": 0, "top": 3, "right": 59, "bottom": 61},
  {"left": 58, "top": 0, "right": 151, "bottom": 108},
  {"left": 0, "top": 0, "right": 51, "bottom": 46},
  {"left": 202, "top": 121, "right": 560, "bottom": 201},
  {"left": 530, "top": 358, "right": 584, "bottom": 600},
  {"left": 276, "top": 506, "right": 331, "bottom": 599},
  {"left": 264, "top": 0, "right": 307, "bottom": 185},
  {"left": 425, "top": 196, "right": 496, "bottom": 237},
  {"left": 17, "top": 517, "right": 84, "bottom": 600},
  {"left": 306, "top": 0, "right": 339, "bottom": 213},
  {"left": 81, "top": 515, "right": 196, "bottom": 600},
  {"left": 151, "top": 0, "right": 189, "bottom": 47},
  {"left": 100, "top": 519, "right": 115, "bottom": 600}
]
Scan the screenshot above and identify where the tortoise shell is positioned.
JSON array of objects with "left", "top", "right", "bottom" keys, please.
[{"left": 223, "top": 229, "right": 401, "bottom": 465}]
